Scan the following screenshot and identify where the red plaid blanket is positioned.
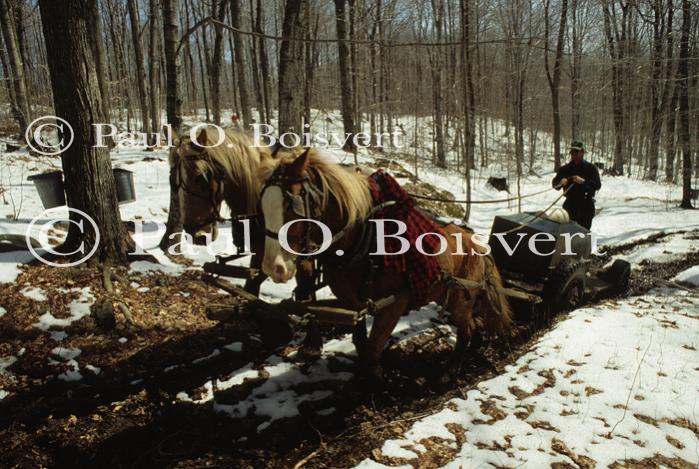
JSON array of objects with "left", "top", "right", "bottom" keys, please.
[{"left": 368, "top": 171, "right": 444, "bottom": 306}]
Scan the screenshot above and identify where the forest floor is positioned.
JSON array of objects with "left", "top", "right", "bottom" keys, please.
[
  {"left": 1, "top": 112, "right": 698, "bottom": 467},
  {"left": 0, "top": 237, "right": 696, "bottom": 468}
]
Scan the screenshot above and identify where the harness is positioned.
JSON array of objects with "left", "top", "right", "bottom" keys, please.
[
  {"left": 171, "top": 151, "right": 229, "bottom": 233},
  {"left": 261, "top": 161, "right": 395, "bottom": 257}
]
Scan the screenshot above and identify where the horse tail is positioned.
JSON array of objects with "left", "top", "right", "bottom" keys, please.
[{"left": 479, "top": 254, "right": 512, "bottom": 338}]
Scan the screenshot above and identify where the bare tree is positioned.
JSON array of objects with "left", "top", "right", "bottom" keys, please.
[
  {"left": 0, "top": 0, "right": 30, "bottom": 131},
  {"left": 38, "top": 0, "right": 133, "bottom": 263},
  {"left": 677, "top": 0, "right": 692, "bottom": 207},
  {"left": 544, "top": 0, "right": 568, "bottom": 170},
  {"left": 334, "top": 0, "right": 357, "bottom": 152},
  {"left": 230, "top": 0, "right": 252, "bottom": 126},
  {"left": 211, "top": 0, "right": 227, "bottom": 125},
  {"left": 161, "top": 0, "right": 183, "bottom": 251},
  {"left": 278, "top": 0, "right": 306, "bottom": 133},
  {"left": 128, "top": 0, "right": 151, "bottom": 135}
]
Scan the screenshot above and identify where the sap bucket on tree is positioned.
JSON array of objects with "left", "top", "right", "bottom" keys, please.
[
  {"left": 27, "top": 171, "right": 66, "bottom": 209},
  {"left": 113, "top": 168, "right": 136, "bottom": 204}
]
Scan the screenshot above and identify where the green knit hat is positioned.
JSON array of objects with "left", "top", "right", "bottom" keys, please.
[{"left": 570, "top": 140, "right": 585, "bottom": 151}]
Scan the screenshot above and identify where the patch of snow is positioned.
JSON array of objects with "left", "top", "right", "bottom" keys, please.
[
  {"left": 0, "top": 251, "right": 36, "bottom": 283},
  {"left": 356, "top": 288, "right": 699, "bottom": 468},
  {"left": 612, "top": 232, "right": 698, "bottom": 267},
  {"left": 85, "top": 364, "right": 101, "bottom": 375},
  {"left": 118, "top": 337, "right": 128, "bottom": 344},
  {"left": 51, "top": 347, "right": 83, "bottom": 382},
  {"left": 21, "top": 286, "right": 48, "bottom": 301},
  {"left": 51, "top": 347, "right": 82, "bottom": 360},
  {"left": 34, "top": 287, "right": 94, "bottom": 332},
  {"left": 0, "top": 306, "right": 5, "bottom": 317},
  {"left": 223, "top": 341, "right": 243, "bottom": 353},
  {"left": 49, "top": 331, "right": 68, "bottom": 341},
  {"left": 192, "top": 349, "right": 221, "bottom": 364},
  {"left": 673, "top": 265, "right": 699, "bottom": 286},
  {"left": 163, "top": 364, "right": 181, "bottom": 373},
  {"left": 0, "top": 390, "right": 8, "bottom": 400}
]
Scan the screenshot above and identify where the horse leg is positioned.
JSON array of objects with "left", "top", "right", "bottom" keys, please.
[
  {"left": 244, "top": 254, "right": 266, "bottom": 296},
  {"left": 364, "top": 297, "right": 409, "bottom": 381},
  {"left": 447, "top": 287, "right": 478, "bottom": 373},
  {"left": 297, "top": 316, "right": 323, "bottom": 361}
]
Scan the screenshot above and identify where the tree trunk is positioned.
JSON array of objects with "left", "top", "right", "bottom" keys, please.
[
  {"left": 334, "top": 0, "right": 356, "bottom": 152},
  {"left": 678, "top": 0, "right": 692, "bottom": 208},
  {"left": 230, "top": 0, "right": 252, "bottom": 127},
  {"left": 544, "top": 0, "right": 568, "bottom": 170},
  {"left": 248, "top": 0, "right": 265, "bottom": 123},
  {"left": 460, "top": 0, "right": 472, "bottom": 222},
  {"left": 602, "top": 0, "right": 627, "bottom": 176},
  {"left": 255, "top": 0, "right": 271, "bottom": 124},
  {"left": 0, "top": 34, "right": 22, "bottom": 126},
  {"left": 430, "top": 0, "right": 446, "bottom": 167},
  {"left": 278, "top": 0, "right": 305, "bottom": 133},
  {"left": 161, "top": 0, "right": 183, "bottom": 250},
  {"left": 38, "top": 0, "right": 133, "bottom": 264},
  {"left": 127, "top": 0, "right": 151, "bottom": 134},
  {"left": 211, "top": 0, "right": 227, "bottom": 125},
  {"left": 570, "top": 0, "right": 581, "bottom": 138},
  {"left": 0, "top": 0, "right": 30, "bottom": 131},
  {"left": 86, "top": 0, "right": 111, "bottom": 121},
  {"left": 149, "top": 0, "right": 161, "bottom": 136}
]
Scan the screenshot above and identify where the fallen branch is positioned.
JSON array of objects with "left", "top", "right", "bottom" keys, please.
[{"left": 101, "top": 264, "right": 136, "bottom": 326}]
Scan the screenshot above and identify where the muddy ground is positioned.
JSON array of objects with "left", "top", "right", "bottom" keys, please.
[{"left": 0, "top": 232, "right": 697, "bottom": 469}]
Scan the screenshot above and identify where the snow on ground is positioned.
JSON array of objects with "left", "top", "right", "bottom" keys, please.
[
  {"left": 613, "top": 231, "right": 699, "bottom": 268},
  {"left": 174, "top": 306, "right": 446, "bottom": 431},
  {"left": 33, "top": 287, "right": 94, "bottom": 335},
  {"left": 674, "top": 266, "right": 699, "bottom": 286},
  {"left": 20, "top": 285, "right": 47, "bottom": 301},
  {"left": 1, "top": 110, "right": 697, "bottom": 462},
  {"left": 356, "top": 287, "right": 699, "bottom": 468}
]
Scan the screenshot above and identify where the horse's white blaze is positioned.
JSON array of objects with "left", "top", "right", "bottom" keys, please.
[{"left": 261, "top": 185, "right": 296, "bottom": 283}]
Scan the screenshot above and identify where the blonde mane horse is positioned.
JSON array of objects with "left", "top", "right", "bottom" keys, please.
[
  {"left": 169, "top": 125, "right": 271, "bottom": 293},
  {"left": 259, "top": 148, "right": 512, "bottom": 380}
]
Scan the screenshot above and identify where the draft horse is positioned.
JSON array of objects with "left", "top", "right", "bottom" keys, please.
[
  {"left": 258, "top": 147, "right": 512, "bottom": 379},
  {"left": 168, "top": 126, "right": 270, "bottom": 294}
]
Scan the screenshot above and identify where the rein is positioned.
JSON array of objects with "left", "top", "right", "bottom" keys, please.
[{"left": 407, "top": 185, "right": 559, "bottom": 205}]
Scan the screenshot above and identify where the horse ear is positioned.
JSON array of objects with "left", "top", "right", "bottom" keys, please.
[
  {"left": 196, "top": 128, "right": 208, "bottom": 148},
  {"left": 288, "top": 148, "right": 310, "bottom": 177}
]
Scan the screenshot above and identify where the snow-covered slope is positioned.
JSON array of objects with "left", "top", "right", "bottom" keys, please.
[{"left": 356, "top": 286, "right": 699, "bottom": 468}]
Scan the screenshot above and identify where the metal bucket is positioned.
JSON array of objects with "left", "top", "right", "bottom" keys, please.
[
  {"left": 113, "top": 168, "right": 136, "bottom": 204},
  {"left": 27, "top": 171, "right": 66, "bottom": 209}
]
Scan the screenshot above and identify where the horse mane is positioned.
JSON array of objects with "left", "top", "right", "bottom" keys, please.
[
  {"left": 194, "top": 127, "right": 269, "bottom": 215},
  {"left": 259, "top": 148, "right": 373, "bottom": 226}
]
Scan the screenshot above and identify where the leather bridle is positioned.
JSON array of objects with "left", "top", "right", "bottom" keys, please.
[
  {"left": 260, "top": 157, "right": 324, "bottom": 255},
  {"left": 171, "top": 149, "right": 227, "bottom": 233},
  {"left": 260, "top": 154, "right": 397, "bottom": 257}
]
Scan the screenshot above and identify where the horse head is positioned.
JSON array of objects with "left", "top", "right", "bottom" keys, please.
[
  {"left": 169, "top": 127, "right": 226, "bottom": 245},
  {"left": 259, "top": 148, "right": 372, "bottom": 283}
]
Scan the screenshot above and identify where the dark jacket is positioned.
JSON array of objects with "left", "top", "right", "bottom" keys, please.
[{"left": 552, "top": 159, "right": 601, "bottom": 203}]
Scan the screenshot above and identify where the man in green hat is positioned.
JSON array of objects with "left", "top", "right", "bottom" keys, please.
[{"left": 551, "top": 141, "right": 601, "bottom": 229}]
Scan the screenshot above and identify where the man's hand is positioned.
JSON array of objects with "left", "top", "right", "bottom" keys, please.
[
  {"left": 560, "top": 178, "right": 569, "bottom": 186},
  {"left": 572, "top": 175, "right": 585, "bottom": 184}
]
